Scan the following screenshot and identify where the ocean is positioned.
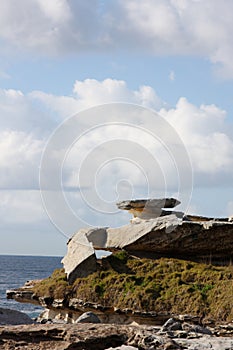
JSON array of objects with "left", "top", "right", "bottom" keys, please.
[{"left": 0, "top": 255, "right": 62, "bottom": 319}]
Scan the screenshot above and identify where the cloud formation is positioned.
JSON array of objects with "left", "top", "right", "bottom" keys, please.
[
  {"left": 0, "top": 78, "right": 232, "bottom": 232},
  {"left": 0, "top": 1, "right": 233, "bottom": 76},
  {"left": 1, "top": 79, "right": 233, "bottom": 194}
]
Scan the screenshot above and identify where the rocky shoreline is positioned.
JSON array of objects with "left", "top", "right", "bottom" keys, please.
[
  {"left": 4, "top": 198, "right": 233, "bottom": 349},
  {"left": 1, "top": 321, "right": 233, "bottom": 349}
]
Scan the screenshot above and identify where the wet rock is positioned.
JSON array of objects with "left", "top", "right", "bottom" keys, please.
[{"left": 76, "top": 311, "right": 101, "bottom": 323}]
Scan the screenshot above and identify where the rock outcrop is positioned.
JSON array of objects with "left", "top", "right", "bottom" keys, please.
[
  {"left": 1, "top": 322, "right": 233, "bottom": 350},
  {"left": 62, "top": 198, "right": 233, "bottom": 283},
  {"left": 61, "top": 228, "right": 99, "bottom": 283},
  {"left": 0, "top": 307, "right": 34, "bottom": 325}
]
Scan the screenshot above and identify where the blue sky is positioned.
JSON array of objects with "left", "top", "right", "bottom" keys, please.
[{"left": 0, "top": 0, "right": 233, "bottom": 256}]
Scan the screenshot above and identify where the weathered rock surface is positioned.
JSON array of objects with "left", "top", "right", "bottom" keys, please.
[
  {"left": 76, "top": 311, "right": 101, "bottom": 323},
  {"left": 0, "top": 307, "right": 34, "bottom": 325},
  {"left": 61, "top": 227, "right": 99, "bottom": 283},
  {"left": 7, "top": 287, "right": 170, "bottom": 325},
  {"left": 117, "top": 198, "right": 180, "bottom": 210},
  {"left": 61, "top": 197, "right": 233, "bottom": 282},
  {"left": 1, "top": 323, "right": 233, "bottom": 350},
  {"left": 105, "top": 215, "right": 233, "bottom": 264},
  {"left": 117, "top": 198, "right": 181, "bottom": 219},
  {"left": 63, "top": 214, "right": 233, "bottom": 283}
]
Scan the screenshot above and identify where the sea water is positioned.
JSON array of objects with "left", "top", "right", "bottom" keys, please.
[{"left": 0, "top": 255, "right": 62, "bottom": 319}]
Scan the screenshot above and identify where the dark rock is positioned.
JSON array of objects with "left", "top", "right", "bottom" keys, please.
[
  {"left": 182, "top": 322, "right": 212, "bottom": 335},
  {"left": 191, "top": 325, "right": 212, "bottom": 335},
  {"left": 0, "top": 307, "right": 34, "bottom": 325},
  {"left": 169, "top": 322, "right": 182, "bottom": 331}
]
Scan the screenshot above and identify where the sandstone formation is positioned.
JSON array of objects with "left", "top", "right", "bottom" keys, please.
[
  {"left": 116, "top": 198, "right": 181, "bottom": 219},
  {"left": 62, "top": 197, "right": 233, "bottom": 283},
  {"left": 0, "top": 307, "right": 34, "bottom": 325},
  {"left": 61, "top": 228, "right": 99, "bottom": 283},
  {"left": 7, "top": 284, "right": 170, "bottom": 326},
  {"left": 1, "top": 321, "right": 233, "bottom": 350}
]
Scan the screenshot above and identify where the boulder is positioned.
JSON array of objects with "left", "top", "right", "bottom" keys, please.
[
  {"left": 0, "top": 307, "right": 34, "bottom": 325},
  {"left": 76, "top": 311, "right": 101, "bottom": 323}
]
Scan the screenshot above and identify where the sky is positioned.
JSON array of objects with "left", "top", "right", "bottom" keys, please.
[{"left": 0, "top": 0, "right": 233, "bottom": 256}]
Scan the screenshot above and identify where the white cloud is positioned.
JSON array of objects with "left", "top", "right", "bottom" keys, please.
[
  {"left": 0, "top": 1, "right": 233, "bottom": 75},
  {"left": 31, "top": 78, "right": 164, "bottom": 115},
  {"left": 0, "top": 190, "right": 45, "bottom": 224},
  {"left": 0, "top": 88, "right": 56, "bottom": 135},
  {"left": 115, "top": 0, "right": 233, "bottom": 76},
  {"left": 0, "top": 78, "right": 233, "bottom": 231},
  {"left": 160, "top": 98, "right": 233, "bottom": 178},
  {"left": 0, "top": 130, "right": 43, "bottom": 189},
  {"left": 1, "top": 80, "right": 232, "bottom": 192},
  {"left": 0, "top": 0, "right": 101, "bottom": 54}
]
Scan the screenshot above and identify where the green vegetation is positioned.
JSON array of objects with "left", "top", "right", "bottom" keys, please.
[{"left": 32, "top": 251, "right": 233, "bottom": 322}]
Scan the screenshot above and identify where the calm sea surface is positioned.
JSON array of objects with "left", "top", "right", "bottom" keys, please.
[{"left": 0, "top": 255, "right": 62, "bottom": 318}]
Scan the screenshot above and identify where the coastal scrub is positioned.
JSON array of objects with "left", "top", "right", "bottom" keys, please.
[{"left": 32, "top": 251, "right": 233, "bottom": 322}]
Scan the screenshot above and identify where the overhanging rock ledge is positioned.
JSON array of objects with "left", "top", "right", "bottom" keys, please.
[{"left": 62, "top": 198, "right": 233, "bottom": 283}]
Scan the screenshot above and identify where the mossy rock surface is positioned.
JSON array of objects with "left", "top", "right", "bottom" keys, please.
[{"left": 32, "top": 251, "right": 233, "bottom": 322}]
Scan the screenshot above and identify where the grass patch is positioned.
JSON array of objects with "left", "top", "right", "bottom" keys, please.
[{"left": 32, "top": 254, "right": 233, "bottom": 322}]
